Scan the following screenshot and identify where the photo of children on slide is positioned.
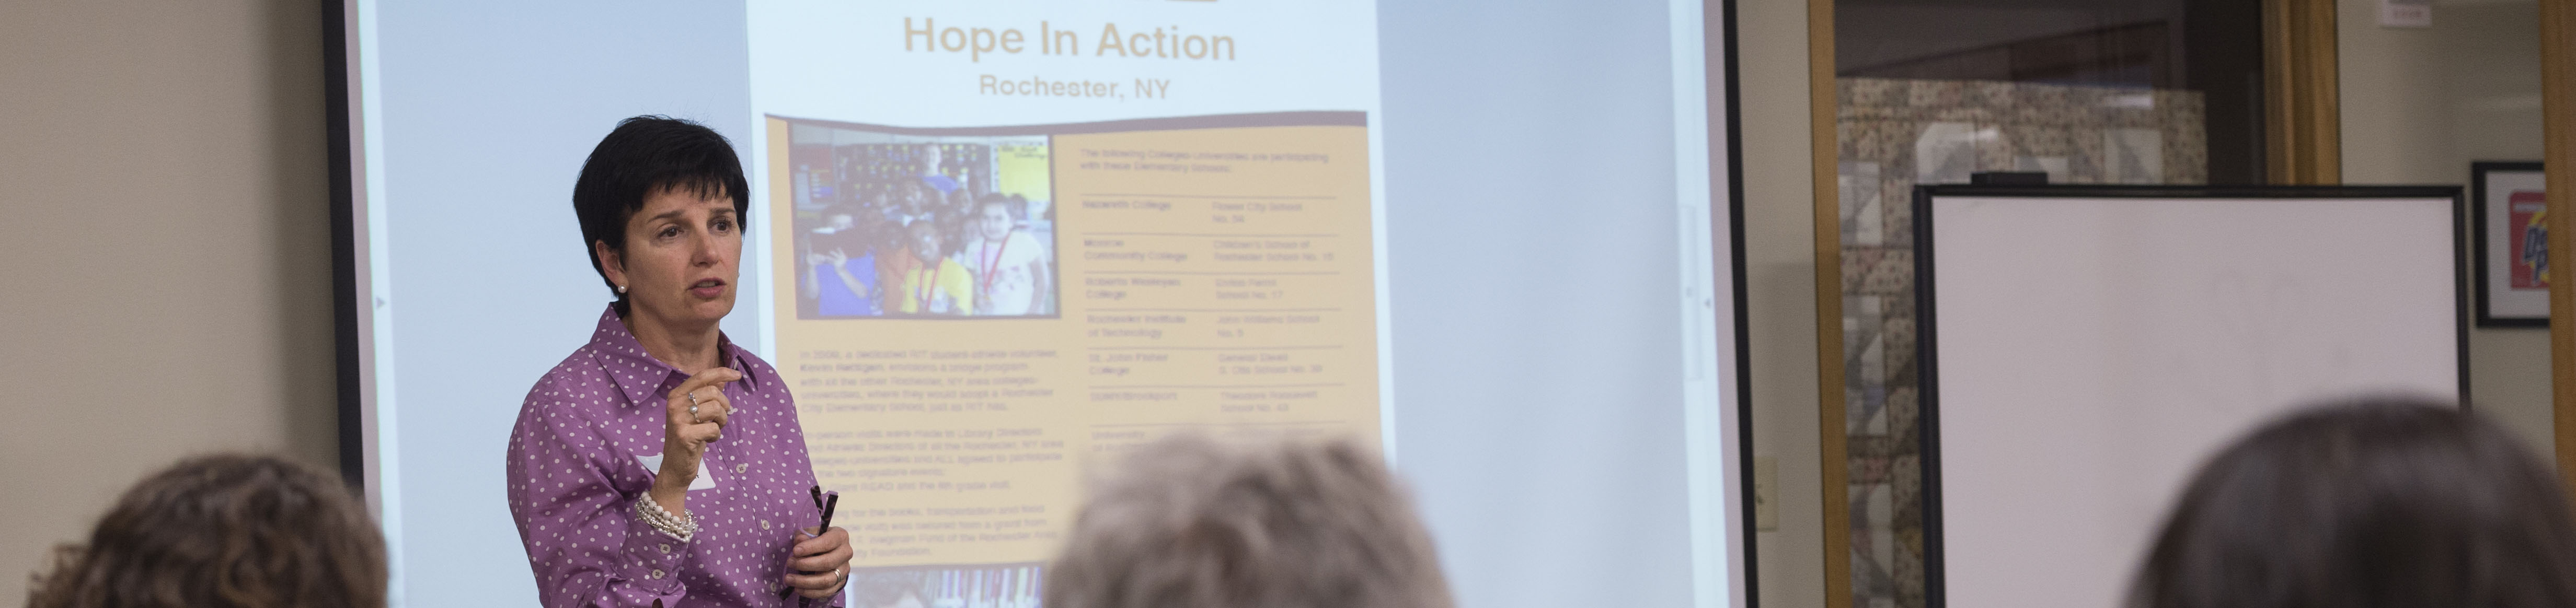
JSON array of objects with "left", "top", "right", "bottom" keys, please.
[{"left": 788, "top": 126, "right": 1058, "bottom": 319}]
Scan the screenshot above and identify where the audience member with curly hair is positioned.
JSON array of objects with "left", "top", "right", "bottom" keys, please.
[{"left": 25, "top": 454, "right": 385, "bottom": 608}]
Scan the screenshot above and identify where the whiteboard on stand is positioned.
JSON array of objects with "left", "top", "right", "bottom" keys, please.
[{"left": 1914, "top": 185, "right": 2466, "bottom": 608}]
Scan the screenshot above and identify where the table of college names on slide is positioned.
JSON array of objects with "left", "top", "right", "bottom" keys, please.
[{"left": 763, "top": 113, "right": 1382, "bottom": 567}]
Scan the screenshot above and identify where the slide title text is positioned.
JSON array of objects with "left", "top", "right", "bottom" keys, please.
[{"left": 906, "top": 18, "right": 1237, "bottom": 63}]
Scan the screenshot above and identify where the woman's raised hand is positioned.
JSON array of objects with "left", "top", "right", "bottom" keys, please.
[{"left": 650, "top": 367, "right": 742, "bottom": 515}]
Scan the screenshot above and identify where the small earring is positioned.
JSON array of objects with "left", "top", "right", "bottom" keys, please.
[{"left": 616, "top": 284, "right": 628, "bottom": 294}]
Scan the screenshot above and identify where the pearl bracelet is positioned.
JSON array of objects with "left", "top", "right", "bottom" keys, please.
[{"left": 634, "top": 495, "right": 699, "bottom": 542}]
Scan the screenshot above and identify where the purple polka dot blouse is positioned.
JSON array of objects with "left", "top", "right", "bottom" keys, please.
[{"left": 507, "top": 306, "right": 847, "bottom": 608}]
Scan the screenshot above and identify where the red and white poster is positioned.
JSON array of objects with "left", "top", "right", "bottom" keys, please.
[{"left": 2510, "top": 190, "right": 2547, "bottom": 290}]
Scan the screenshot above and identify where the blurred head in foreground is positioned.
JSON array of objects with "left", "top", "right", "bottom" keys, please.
[
  {"left": 27, "top": 454, "right": 385, "bottom": 608},
  {"left": 1045, "top": 435, "right": 1453, "bottom": 608},
  {"left": 2131, "top": 396, "right": 2576, "bottom": 608}
]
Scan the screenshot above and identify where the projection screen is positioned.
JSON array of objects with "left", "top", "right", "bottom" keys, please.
[{"left": 328, "top": 2, "right": 1751, "bottom": 607}]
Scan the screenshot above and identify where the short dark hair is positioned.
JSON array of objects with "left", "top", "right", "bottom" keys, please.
[
  {"left": 27, "top": 454, "right": 386, "bottom": 608},
  {"left": 2130, "top": 396, "right": 2576, "bottom": 608},
  {"left": 570, "top": 115, "right": 751, "bottom": 302}
]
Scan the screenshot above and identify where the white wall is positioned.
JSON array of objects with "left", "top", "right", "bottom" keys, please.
[
  {"left": 2339, "top": 0, "right": 2552, "bottom": 455},
  {"left": 0, "top": 0, "right": 338, "bottom": 602}
]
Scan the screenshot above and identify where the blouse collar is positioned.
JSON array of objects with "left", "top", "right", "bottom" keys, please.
[{"left": 586, "top": 305, "right": 761, "bottom": 406}]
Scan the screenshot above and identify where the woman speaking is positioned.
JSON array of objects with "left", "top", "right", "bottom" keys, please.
[{"left": 508, "top": 116, "right": 854, "bottom": 607}]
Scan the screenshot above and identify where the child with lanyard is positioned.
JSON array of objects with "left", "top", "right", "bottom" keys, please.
[
  {"left": 964, "top": 193, "right": 1050, "bottom": 315},
  {"left": 881, "top": 219, "right": 974, "bottom": 315}
]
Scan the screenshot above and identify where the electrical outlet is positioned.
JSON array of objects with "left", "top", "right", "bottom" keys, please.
[{"left": 1754, "top": 455, "right": 1778, "bottom": 531}]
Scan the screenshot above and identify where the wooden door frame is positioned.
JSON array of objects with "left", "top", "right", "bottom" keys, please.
[
  {"left": 2542, "top": 0, "right": 2576, "bottom": 487},
  {"left": 1805, "top": 0, "right": 1849, "bottom": 604},
  {"left": 2265, "top": 0, "right": 2342, "bottom": 185}
]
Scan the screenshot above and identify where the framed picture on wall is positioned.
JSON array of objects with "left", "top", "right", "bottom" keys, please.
[{"left": 2472, "top": 161, "right": 2549, "bottom": 326}]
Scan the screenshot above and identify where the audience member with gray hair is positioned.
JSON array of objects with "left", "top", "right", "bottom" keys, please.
[{"left": 1044, "top": 435, "right": 1453, "bottom": 608}]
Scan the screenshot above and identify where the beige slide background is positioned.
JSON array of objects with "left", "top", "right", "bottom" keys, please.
[{"left": 765, "top": 118, "right": 1379, "bottom": 567}]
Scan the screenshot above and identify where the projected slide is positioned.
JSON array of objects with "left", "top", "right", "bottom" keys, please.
[
  {"left": 343, "top": 0, "right": 1737, "bottom": 605},
  {"left": 747, "top": 0, "right": 1386, "bottom": 589}
]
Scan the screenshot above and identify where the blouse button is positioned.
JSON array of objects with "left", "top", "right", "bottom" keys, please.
[
  {"left": 649, "top": 569, "right": 665, "bottom": 579},
  {"left": 659, "top": 544, "right": 671, "bottom": 554},
  {"left": 735, "top": 463, "right": 749, "bottom": 473},
  {"left": 763, "top": 519, "right": 774, "bottom": 530}
]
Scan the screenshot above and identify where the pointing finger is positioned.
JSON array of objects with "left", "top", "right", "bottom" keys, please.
[{"left": 666, "top": 368, "right": 744, "bottom": 404}]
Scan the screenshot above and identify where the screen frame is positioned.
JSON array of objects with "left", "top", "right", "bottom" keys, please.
[
  {"left": 324, "top": 2, "right": 1760, "bottom": 605},
  {"left": 325, "top": 0, "right": 363, "bottom": 489},
  {"left": 1712, "top": 0, "right": 1756, "bottom": 605}
]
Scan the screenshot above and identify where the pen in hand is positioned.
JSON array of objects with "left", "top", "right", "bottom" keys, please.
[{"left": 783, "top": 488, "right": 841, "bottom": 600}]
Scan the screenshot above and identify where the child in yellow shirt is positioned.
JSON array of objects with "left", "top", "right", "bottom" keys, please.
[{"left": 882, "top": 220, "right": 974, "bottom": 315}]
